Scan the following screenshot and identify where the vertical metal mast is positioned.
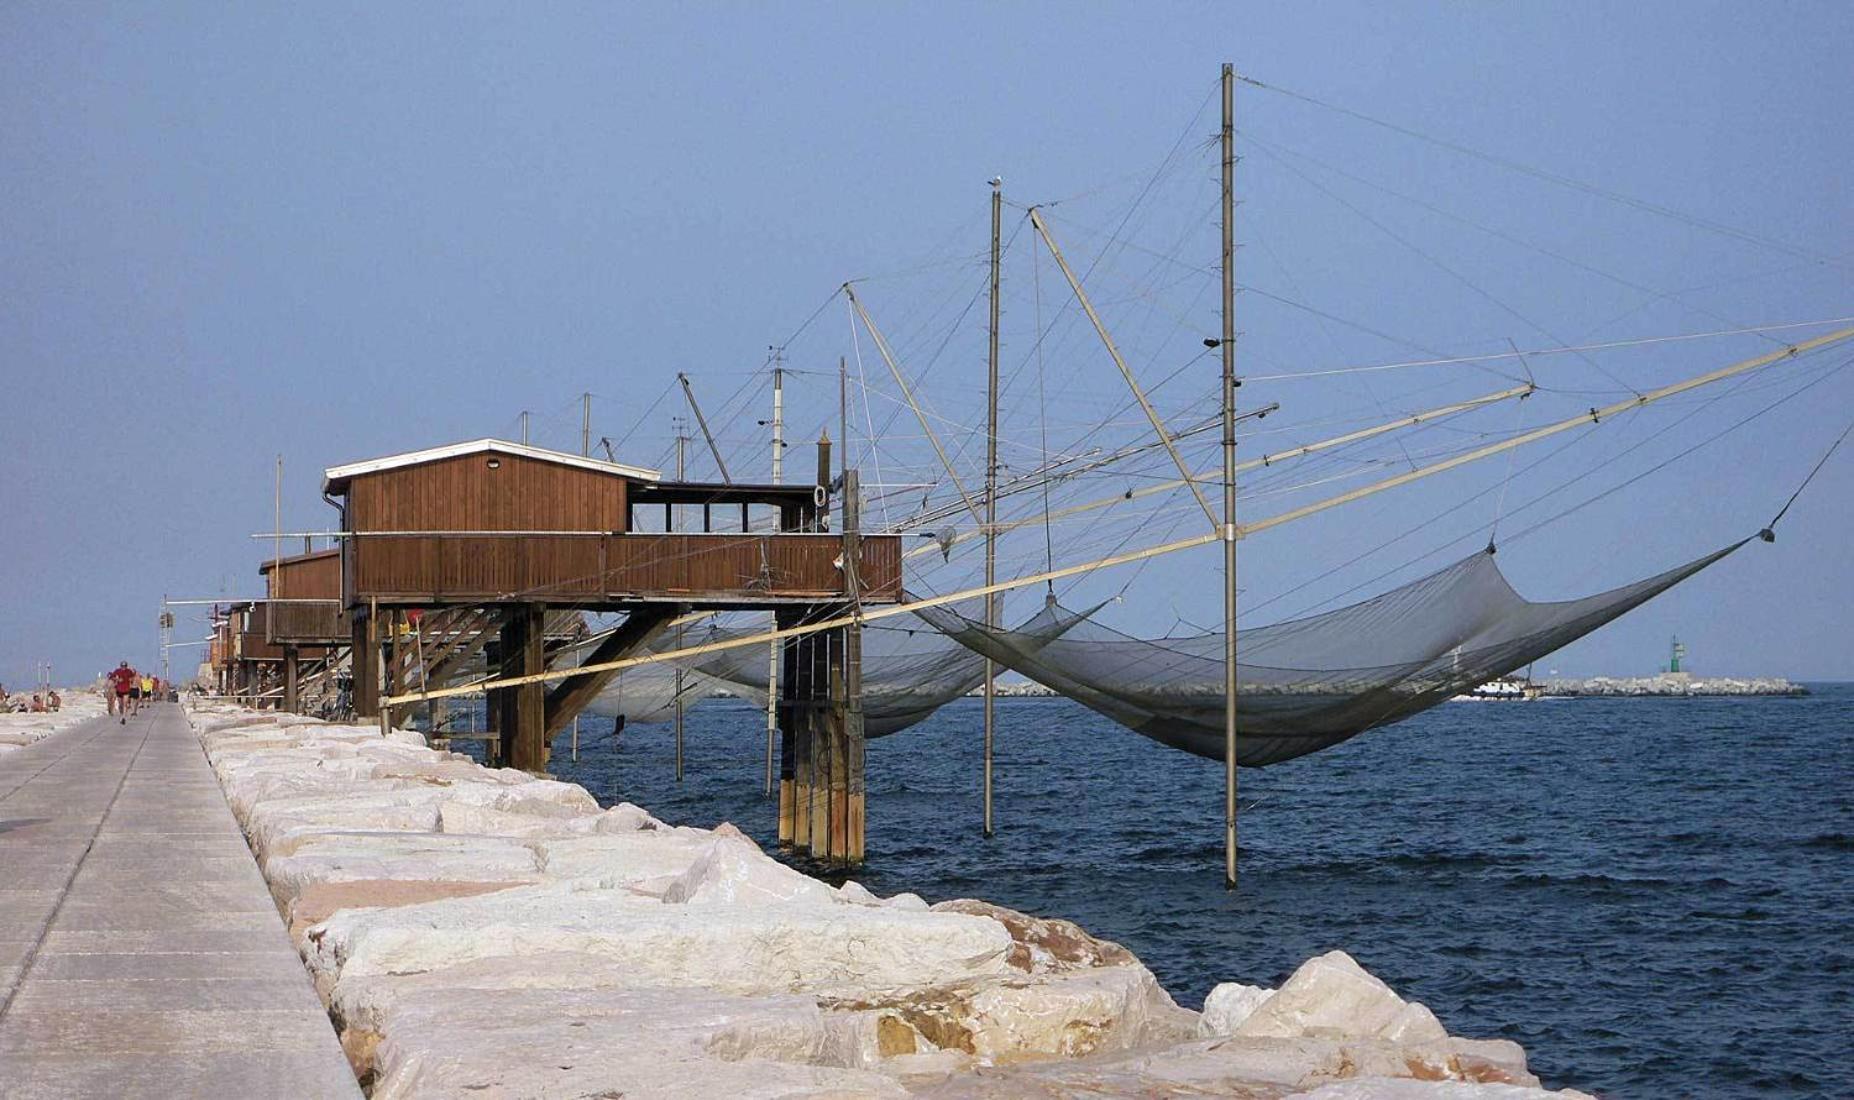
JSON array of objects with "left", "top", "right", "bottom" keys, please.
[
  {"left": 1220, "top": 62, "right": 1240, "bottom": 890},
  {"left": 581, "top": 393, "right": 592, "bottom": 456},
  {"left": 765, "top": 362, "right": 785, "bottom": 795},
  {"left": 983, "top": 177, "right": 1002, "bottom": 837},
  {"left": 674, "top": 427, "right": 687, "bottom": 783}
]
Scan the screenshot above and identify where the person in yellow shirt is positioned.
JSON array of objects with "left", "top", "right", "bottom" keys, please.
[{"left": 138, "top": 675, "right": 154, "bottom": 712}]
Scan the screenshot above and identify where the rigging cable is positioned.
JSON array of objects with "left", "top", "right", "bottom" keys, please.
[
  {"left": 1234, "top": 73, "right": 1847, "bottom": 268},
  {"left": 1486, "top": 338, "right": 1535, "bottom": 550},
  {"left": 1763, "top": 415, "right": 1854, "bottom": 536},
  {"left": 1249, "top": 139, "right": 1643, "bottom": 398}
]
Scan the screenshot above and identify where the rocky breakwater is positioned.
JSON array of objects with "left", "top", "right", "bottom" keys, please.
[
  {"left": 1544, "top": 673, "right": 1806, "bottom": 697},
  {"left": 0, "top": 691, "right": 106, "bottom": 755},
  {"left": 191, "top": 702, "right": 1587, "bottom": 1099}
]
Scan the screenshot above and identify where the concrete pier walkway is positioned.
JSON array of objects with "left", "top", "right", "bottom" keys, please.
[{"left": 0, "top": 704, "right": 360, "bottom": 1097}]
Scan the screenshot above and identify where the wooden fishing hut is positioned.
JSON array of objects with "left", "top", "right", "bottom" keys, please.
[
  {"left": 255, "top": 548, "right": 348, "bottom": 712},
  {"left": 213, "top": 601, "right": 284, "bottom": 704},
  {"left": 322, "top": 438, "right": 902, "bottom": 862}
]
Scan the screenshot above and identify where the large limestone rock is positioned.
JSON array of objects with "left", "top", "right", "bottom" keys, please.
[
  {"left": 1201, "top": 981, "right": 1275, "bottom": 1036},
  {"left": 365, "top": 985, "right": 906, "bottom": 1099},
  {"left": 287, "top": 880, "right": 532, "bottom": 948},
  {"left": 856, "top": 899, "right": 1202, "bottom": 1061},
  {"left": 307, "top": 884, "right": 1018, "bottom": 1000},
  {"left": 263, "top": 831, "right": 544, "bottom": 908},
  {"left": 526, "top": 831, "right": 725, "bottom": 892},
  {"left": 1235, "top": 951, "right": 1447, "bottom": 1045},
  {"left": 660, "top": 828, "right": 841, "bottom": 907},
  {"left": 907, "top": 1032, "right": 1551, "bottom": 1096}
]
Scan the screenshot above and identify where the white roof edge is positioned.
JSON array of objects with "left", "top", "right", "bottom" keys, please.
[{"left": 322, "top": 438, "right": 662, "bottom": 491}]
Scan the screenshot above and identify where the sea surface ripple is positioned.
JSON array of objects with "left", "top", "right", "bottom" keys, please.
[{"left": 526, "top": 684, "right": 1852, "bottom": 1097}]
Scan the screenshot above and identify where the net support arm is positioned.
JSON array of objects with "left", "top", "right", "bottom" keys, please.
[
  {"left": 843, "top": 283, "right": 986, "bottom": 526},
  {"left": 1028, "top": 206, "right": 1219, "bottom": 529},
  {"left": 904, "top": 382, "right": 1532, "bottom": 560},
  {"left": 677, "top": 373, "right": 733, "bottom": 483},
  {"left": 1242, "top": 327, "right": 1854, "bottom": 539}
]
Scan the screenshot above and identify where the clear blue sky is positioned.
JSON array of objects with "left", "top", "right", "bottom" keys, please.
[{"left": 3, "top": 3, "right": 1850, "bottom": 687}]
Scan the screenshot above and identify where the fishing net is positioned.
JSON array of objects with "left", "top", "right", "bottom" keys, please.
[
  {"left": 679, "top": 601, "right": 1092, "bottom": 737},
  {"left": 915, "top": 538, "right": 1752, "bottom": 765}
]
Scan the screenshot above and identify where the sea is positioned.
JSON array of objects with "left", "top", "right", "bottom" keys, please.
[{"left": 506, "top": 685, "right": 1850, "bottom": 1097}]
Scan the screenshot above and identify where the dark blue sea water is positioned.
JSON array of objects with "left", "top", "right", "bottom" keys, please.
[{"left": 511, "top": 685, "right": 1850, "bottom": 1097}]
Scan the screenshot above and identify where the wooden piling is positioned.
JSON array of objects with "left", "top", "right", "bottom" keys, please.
[
  {"left": 505, "top": 604, "right": 548, "bottom": 773},
  {"left": 808, "top": 627, "right": 832, "bottom": 858},
  {"left": 352, "top": 604, "right": 379, "bottom": 718},
  {"left": 826, "top": 625, "right": 849, "bottom": 862},
  {"left": 776, "top": 609, "right": 797, "bottom": 846},
  {"left": 283, "top": 646, "right": 299, "bottom": 713},
  {"left": 789, "top": 628, "right": 812, "bottom": 850}
]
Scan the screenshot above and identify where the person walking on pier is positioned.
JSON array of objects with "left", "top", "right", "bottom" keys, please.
[{"left": 107, "top": 661, "right": 136, "bottom": 722}]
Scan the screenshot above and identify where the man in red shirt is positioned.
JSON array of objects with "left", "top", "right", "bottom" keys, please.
[{"left": 107, "top": 662, "right": 137, "bottom": 724}]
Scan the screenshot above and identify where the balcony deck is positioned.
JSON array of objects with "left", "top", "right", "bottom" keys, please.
[{"left": 344, "top": 531, "right": 902, "bottom": 609}]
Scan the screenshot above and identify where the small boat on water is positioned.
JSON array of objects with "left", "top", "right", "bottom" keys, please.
[{"left": 1450, "top": 677, "right": 1544, "bottom": 702}]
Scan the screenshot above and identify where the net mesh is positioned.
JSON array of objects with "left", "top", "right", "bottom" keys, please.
[
  {"left": 678, "top": 601, "right": 1092, "bottom": 737},
  {"left": 914, "top": 538, "right": 1750, "bottom": 765}
]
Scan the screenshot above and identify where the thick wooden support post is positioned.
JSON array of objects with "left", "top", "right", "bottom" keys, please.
[
  {"left": 826, "top": 625, "right": 849, "bottom": 862},
  {"left": 846, "top": 618, "right": 866, "bottom": 863},
  {"left": 483, "top": 638, "right": 504, "bottom": 766},
  {"left": 283, "top": 647, "right": 300, "bottom": 713},
  {"left": 542, "top": 606, "right": 677, "bottom": 737},
  {"left": 791, "top": 629, "right": 814, "bottom": 853},
  {"left": 776, "top": 611, "right": 797, "bottom": 846},
  {"left": 351, "top": 611, "right": 379, "bottom": 718},
  {"left": 504, "top": 604, "right": 548, "bottom": 773},
  {"left": 522, "top": 608, "right": 547, "bottom": 770},
  {"left": 807, "top": 626, "right": 832, "bottom": 859}
]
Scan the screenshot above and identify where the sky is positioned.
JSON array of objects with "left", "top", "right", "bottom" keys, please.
[{"left": 3, "top": 2, "right": 1851, "bottom": 688}]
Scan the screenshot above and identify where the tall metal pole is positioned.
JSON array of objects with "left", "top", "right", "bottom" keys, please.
[
  {"left": 581, "top": 393, "right": 592, "bottom": 456},
  {"left": 674, "top": 428, "right": 686, "bottom": 783},
  {"left": 1220, "top": 62, "right": 1240, "bottom": 890},
  {"left": 520, "top": 410, "right": 530, "bottom": 446},
  {"left": 765, "top": 364, "right": 784, "bottom": 795},
  {"left": 983, "top": 177, "right": 1002, "bottom": 837}
]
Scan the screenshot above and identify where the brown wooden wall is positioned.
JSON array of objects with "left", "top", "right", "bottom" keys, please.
[
  {"left": 348, "top": 532, "right": 902, "bottom": 606},
  {"left": 346, "top": 452, "right": 632, "bottom": 534},
  {"left": 263, "top": 552, "right": 341, "bottom": 600},
  {"left": 265, "top": 601, "right": 347, "bottom": 645}
]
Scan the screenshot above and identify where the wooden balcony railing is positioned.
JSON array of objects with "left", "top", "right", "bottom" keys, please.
[{"left": 345, "top": 532, "right": 902, "bottom": 607}]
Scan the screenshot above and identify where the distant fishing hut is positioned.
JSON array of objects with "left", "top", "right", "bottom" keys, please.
[
  {"left": 256, "top": 548, "right": 347, "bottom": 711},
  {"left": 321, "top": 438, "right": 899, "bottom": 862},
  {"left": 210, "top": 601, "right": 287, "bottom": 704}
]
